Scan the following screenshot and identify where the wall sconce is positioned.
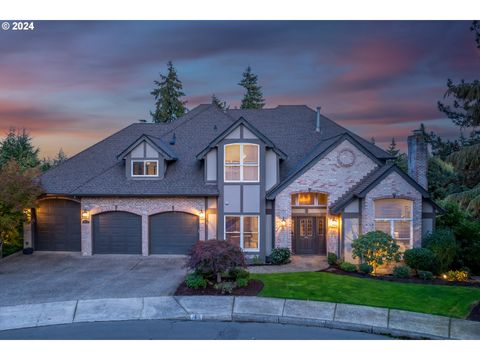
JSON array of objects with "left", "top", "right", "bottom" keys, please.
[
  {"left": 281, "top": 217, "right": 286, "bottom": 227},
  {"left": 81, "top": 209, "right": 90, "bottom": 224},
  {"left": 199, "top": 209, "right": 205, "bottom": 219},
  {"left": 328, "top": 217, "right": 339, "bottom": 228},
  {"left": 23, "top": 208, "right": 32, "bottom": 223}
]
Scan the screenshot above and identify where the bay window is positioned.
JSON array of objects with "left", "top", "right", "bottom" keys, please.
[
  {"left": 224, "top": 143, "right": 259, "bottom": 182},
  {"left": 225, "top": 215, "right": 259, "bottom": 250},
  {"left": 374, "top": 199, "right": 413, "bottom": 245}
]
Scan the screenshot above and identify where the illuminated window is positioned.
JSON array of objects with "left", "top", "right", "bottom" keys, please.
[
  {"left": 225, "top": 215, "right": 259, "bottom": 250},
  {"left": 374, "top": 199, "right": 413, "bottom": 244},
  {"left": 132, "top": 160, "right": 158, "bottom": 176},
  {"left": 224, "top": 144, "right": 259, "bottom": 182},
  {"left": 292, "top": 192, "right": 328, "bottom": 206}
]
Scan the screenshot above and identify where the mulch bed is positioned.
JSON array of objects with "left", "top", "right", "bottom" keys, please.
[
  {"left": 174, "top": 279, "right": 264, "bottom": 296},
  {"left": 321, "top": 267, "right": 480, "bottom": 288},
  {"left": 467, "top": 302, "right": 480, "bottom": 321}
]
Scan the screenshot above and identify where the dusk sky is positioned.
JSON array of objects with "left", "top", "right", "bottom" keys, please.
[{"left": 0, "top": 20, "right": 478, "bottom": 158}]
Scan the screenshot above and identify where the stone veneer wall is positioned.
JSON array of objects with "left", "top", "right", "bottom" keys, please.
[
  {"left": 274, "top": 139, "right": 378, "bottom": 254},
  {"left": 361, "top": 172, "right": 423, "bottom": 249},
  {"left": 80, "top": 197, "right": 207, "bottom": 256}
]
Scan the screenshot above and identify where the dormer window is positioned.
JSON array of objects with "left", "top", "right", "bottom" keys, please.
[
  {"left": 224, "top": 143, "right": 259, "bottom": 182},
  {"left": 132, "top": 160, "right": 158, "bottom": 177}
]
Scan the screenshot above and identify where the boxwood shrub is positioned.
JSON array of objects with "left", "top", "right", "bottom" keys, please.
[
  {"left": 269, "top": 247, "right": 291, "bottom": 265},
  {"left": 340, "top": 262, "right": 357, "bottom": 272}
]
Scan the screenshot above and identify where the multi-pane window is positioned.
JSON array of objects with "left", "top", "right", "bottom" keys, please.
[
  {"left": 374, "top": 199, "right": 413, "bottom": 244},
  {"left": 225, "top": 215, "right": 259, "bottom": 250},
  {"left": 224, "top": 144, "right": 259, "bottom": 182},
  {"left": 291, "top": 193, "right": 328, "bottom": 206},
  {"left": 131, "top": 160, "right": 158, "bottom": 176}
]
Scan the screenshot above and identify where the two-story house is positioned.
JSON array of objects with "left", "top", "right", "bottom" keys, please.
[{"left": 24, "top": 104, "right": 441, "bottom": 262}]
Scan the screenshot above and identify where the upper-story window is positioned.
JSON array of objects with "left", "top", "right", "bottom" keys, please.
[
  {"left": 374, "top": 198, "right": 413, "bottom": 244},
  {"left": 224, "top": 143, "right": 259, "bottom": 182},
  {"left": 132, "top": 160, "right": 158, "bottom": 177}
]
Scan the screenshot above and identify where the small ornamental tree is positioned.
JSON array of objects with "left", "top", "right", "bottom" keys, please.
[
  {"left": 187, "top": 240, "right": 246, "bottom": 283},
  {"left": 351, "top": 231, "right": 401, "bottom": 274}
]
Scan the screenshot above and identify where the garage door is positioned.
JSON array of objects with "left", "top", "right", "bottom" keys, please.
[
  {"left": 93, "top": 211, "right": 142, "bottom": 254},
  {"left": 35, "top": 199, "right": 81, "bottom": 251},
  {"left": 149, "top": 212, "right": 199, "bottom": 254}
]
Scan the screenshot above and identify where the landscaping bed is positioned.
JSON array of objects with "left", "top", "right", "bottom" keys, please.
[
  {"left": 175, "top": 279, "right": 263, "bottom": 296},
  {"left": 252, "top": 271, "right": 480, "bottom": 319},
  {"left": 322, "top": 266, "right": 480, "bottom": 288}
]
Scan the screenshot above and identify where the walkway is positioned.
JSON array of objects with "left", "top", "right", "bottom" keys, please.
[{"left": 248, "top": 255, "right": 328, "bottom": 274}]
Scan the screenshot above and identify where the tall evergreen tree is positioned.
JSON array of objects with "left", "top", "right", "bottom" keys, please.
[
  {"left": 238, "top": 66, "right": 265, "bottom": 109},
  {"left": 387, "top": 137, "right": 400, "bottom": 157},
  {"left": 211, "top": 94, "right": 229, "bottom": 111},
  {"left": 150, "top": 61, "right": 187, "bottom": 123},
  {"left": 0, "top": 128, "right": 40, "bottom": 170},
  {"left": 40, "top": 148, "right": 68, "bottom": 172}
]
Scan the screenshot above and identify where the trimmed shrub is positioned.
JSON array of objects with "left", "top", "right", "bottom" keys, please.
[
  {"left": 327, "top": 252, "right": 338, "bottom": 266},
  {"left": 213, "top": 281, "right": 236, "bottom": 294},
  {"left": 185, "top": 273, "right": 207, "bottom": 289},
  {"left": 358, "top": 263, "right": 373, "bottom": 274},
  {"left": 236, "top": 277, "right": 249, "bottom": 288},
  {"left": 404, "top": 248, "right": 435, "bottom": 273},
  {"left": 229, "top": 267, "right": 250, "bottom": 281},
  {"left": 269, "top": 247, "right": 291, "bottom": 265},
  {"left": 393, "top": 265, "right": 412, "bottom": 279},
  {"left": 187, "top": 240, "right": 246, "bottom": 282},
  {"left": 340, "top": 262, "right": 357, "bottom": 272},
  {"left": 418, "top": 270, "right": 434, "bottom": 280},
  {"left": 352, "top": 231, "right": 401, "bottom": 274},
  {"left": 422, "top": 229, "right": 457, "bottom": 274},
  {"left": 444, "top": 270, "right": 469, "bottom": 282}
]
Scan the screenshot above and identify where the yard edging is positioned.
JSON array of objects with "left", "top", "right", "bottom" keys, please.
[{"left": 0, "top": 296, "right": 478, "bottom": 339}]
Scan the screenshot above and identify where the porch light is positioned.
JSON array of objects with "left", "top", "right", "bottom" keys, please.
[
  {"left": 23, "top": 208, "right": 32, "bottom": 222},
  {"left": 81, "top": 209, "right": 90, "bottom": 223},
  {"left": 199, "top": 209, "right": 205, "bottom": 219},
  {"left": 328, "top": 217, "right": 339, "bottom": 228},
  {"left": 281, "top": 217, "right": 286, "bottom": 227}
]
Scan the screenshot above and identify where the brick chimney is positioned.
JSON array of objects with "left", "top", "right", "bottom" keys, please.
[{"left": 407, "top": 129, "right": 428, "bottom": 189}]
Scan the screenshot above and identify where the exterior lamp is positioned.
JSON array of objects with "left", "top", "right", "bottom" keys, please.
[
  {"left": 328, "top": 217, "right": 339, "bottom": 228},
  {"left": 23, "top": 208, "right": 32, "bottom": 222},
  {"left": 281, "top": 217, "right": 286, "bottom": 227},
  {"left": 81, "top": 209, "right": 90, "bottom": 224},
  {"left": 199, "top": 209, "right": 205, "bottom": 219}
]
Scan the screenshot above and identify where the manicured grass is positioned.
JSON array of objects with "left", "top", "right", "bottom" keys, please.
[{"left": 251, "top": 272, "right": 480, "bottom": 318}]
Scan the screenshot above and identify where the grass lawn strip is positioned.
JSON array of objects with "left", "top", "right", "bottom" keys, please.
[{"left": 251, "top": 272, "right": 480, "bottom": 318}]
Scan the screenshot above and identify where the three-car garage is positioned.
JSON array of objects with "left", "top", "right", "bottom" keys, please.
[{"left": 33, "top": 198, "right": 200, "bottom": 255}]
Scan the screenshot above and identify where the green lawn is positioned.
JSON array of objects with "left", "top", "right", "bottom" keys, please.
[{"left": 251, "top": 272, "right": 480, "bottom": 318}]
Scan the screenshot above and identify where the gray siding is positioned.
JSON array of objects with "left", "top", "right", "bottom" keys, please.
[
  {"left": 224, "top": 185, "right": 241, "bottom": 212},
  {"left": 265, "top": 149, "right": 278, "bottom": 191},
  {"left": 243, "top": 185, "right": 260, "bottom": 212},
  {"left": 206, "top": 148, "right": 217, "bottom": 182},
  {"left": 125, "top": 140, "right": 165, "bottom": 180}
]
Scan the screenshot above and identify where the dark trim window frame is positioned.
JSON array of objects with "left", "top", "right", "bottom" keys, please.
[{"left": 131, "top": 160, "right": 159, "bottom": 177}]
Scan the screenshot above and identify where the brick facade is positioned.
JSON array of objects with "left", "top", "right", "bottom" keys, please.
[
  {"left": 80, "top": 197, "right": 207, "bottom": 256},
  {"left": 274, "top": 139, "right": 378, "bottom": 254}
]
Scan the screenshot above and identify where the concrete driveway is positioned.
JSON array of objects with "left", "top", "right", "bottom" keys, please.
[{"left": 0, "top": 252, "right": 186, "bottom": 306}]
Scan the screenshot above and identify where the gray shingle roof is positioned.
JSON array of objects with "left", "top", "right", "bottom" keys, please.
[{"left": 40, "top": 104, "right": 394, "bottom": 196}]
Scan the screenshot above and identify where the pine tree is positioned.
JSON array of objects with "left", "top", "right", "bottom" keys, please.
[
  {"left": 238, "top": 66, "right": 265, "bottom": 109},
  {"left": 0, "top": 128, "right": 40, "bottom": 170},
  {"left": 150, "top": 61, "right": 187, "bottom": 123},
  {"left": 387, "top": 137, "right": 400, "bottom": 157},
  {"left": 211, "top": 94, "right": 229, "bottom": 111}
]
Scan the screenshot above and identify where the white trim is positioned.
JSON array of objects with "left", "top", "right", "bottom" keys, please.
[
  {"left": 131, "top": 159, "right": 159, "bottom": 177},
  {"left": 374, "top": 199, "right": 413, "bottom": 248},
  {"left": 224, "top": 215, "right": 260, "bottom": 251},
  {"left": 224, "top": 143, "right": 260, "bottom": 183}
]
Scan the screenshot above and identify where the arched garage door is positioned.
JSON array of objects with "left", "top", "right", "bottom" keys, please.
[
  {"left": 149, "top": 212, "right": 199, "bottom": 254},
  {"left": 93, "top": 212, "right": 142, "bottom": 254},
  {"left": 35, "top": 199, "right": 81, "bottom": 251}
]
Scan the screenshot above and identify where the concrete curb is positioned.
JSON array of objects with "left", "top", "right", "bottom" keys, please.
[{"left": 0, "top": 296, "right": 478, "bottom": 339}]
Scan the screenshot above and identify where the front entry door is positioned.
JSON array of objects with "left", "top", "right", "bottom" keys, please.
[{"left": 293, "top": 216, "right": 326, "bottom": 255}]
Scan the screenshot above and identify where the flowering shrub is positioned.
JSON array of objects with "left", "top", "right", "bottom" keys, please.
[{"left": 352, "top": 231, "right": 401, "bottom": 274}]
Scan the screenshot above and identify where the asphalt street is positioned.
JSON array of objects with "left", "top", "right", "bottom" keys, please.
[{"left": 0, "top": 320, "right": 390, "bottom": 340}]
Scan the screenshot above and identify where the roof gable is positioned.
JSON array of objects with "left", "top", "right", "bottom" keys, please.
[
  {"left": 266, "top": 132, "right": 384, "bottom": 200},
  {"left": 195, "top": 116, "right": 287, "bottom": 160},
  {"left": 117, "top": 134, "right": 177, "bottom": 160}
]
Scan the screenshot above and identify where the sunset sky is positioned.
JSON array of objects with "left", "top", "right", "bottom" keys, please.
[{"left": 0, "top": 20, "right": 478, "bottom": 158}]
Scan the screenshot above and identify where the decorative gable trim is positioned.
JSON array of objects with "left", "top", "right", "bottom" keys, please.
[
  {"left": 266, "top": 133, "right": 384, "bottom": 200},
  {"left": 117, "top": 134, "right": 177, "bottom": 161},
  {"left": 195, "top": 116, "right": 287, "bottom": 160}
]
